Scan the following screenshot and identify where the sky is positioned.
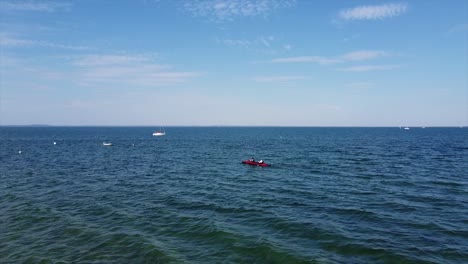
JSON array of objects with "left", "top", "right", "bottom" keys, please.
[{"left": 0, "top": 0, "right": 467, "bottom": 126}]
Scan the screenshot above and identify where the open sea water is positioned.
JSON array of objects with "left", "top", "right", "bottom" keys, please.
[{"left": 0, "top": 127, "right": 467, "bottom": 263}]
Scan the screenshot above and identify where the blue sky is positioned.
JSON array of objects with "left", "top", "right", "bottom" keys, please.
[{"left": 1, "top": 0, "right": 467, "bottom": 126}]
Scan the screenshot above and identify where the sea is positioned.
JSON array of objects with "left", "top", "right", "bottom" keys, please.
[{"left": 0, "top": 127, "right": 467, "bottom": 263}]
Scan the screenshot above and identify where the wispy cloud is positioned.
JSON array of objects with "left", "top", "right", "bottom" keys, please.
[
  {"left": 341, "top": 50, "right": 388, "bottom": 61},
  {"left": 73, "top": 55, "right": 157, "bottom": 66},
  {"left": 258, "top": 36, "right": 273, "bottom": 47},
  {"left": 218, "top": 36, "right": 274, "bottom": 48},
  {"left": 272, "top": 56, "right": 342, "bottom": 65},
  {"left": 0, "top": 1, "right": 71, "bottom": 12},
  {"left": 1, "top": 54, "right": 70, "bottom": 89},
  {"left": 74, "top": 54, "right": 200, "bottom": 86},
  {"left": 217, "top": 35, "right": 288, "bottom": 54},
  {"left": 271, "top": 50, "right": 389, "bottom": 65},
  {"left": 0, "top": 36, "right": 32, "bottom": 46},
  {"left": 339, "top": 3, "right": 407, "bottom": 20},
  {"left": 183, "top": 0, "right": 295, "bottom": 21},
  {"left": 347, "top": 82, "right": 375, "bottom": 89},
  {"left": 339, "top": 65, "right": 401, "bottom": 72},
  {"left": 253, "top": 75, "right": 306, "bottom": 82},
  {"left": 0, "top": 35, "right": 92, "bottom": 50},
  {"left": 218, "top": 38, "right": 251, "bottom": 48}
]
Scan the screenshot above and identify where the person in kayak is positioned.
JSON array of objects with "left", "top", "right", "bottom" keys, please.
[
  {"left": 258, "top": 160, "right": 264, "bottom": 164},
  {"left": 249, "top": 157, "right": 255, "bottom": 162}
]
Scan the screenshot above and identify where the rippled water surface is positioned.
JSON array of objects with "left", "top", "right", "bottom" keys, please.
[{"left": 1, "top": 127, "right": 467, "bottom": 263}]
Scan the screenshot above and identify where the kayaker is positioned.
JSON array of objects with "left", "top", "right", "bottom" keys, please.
[
  {"left": 258, "top": 160, "right": 264, "bottom": 164},
  {"left": 249, "top": 157, "right": 255, "bottom": 162}
]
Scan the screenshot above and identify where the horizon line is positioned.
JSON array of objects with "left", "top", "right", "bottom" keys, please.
[{"left": 1, "top": 125, "right": 466, "bottom": 128}]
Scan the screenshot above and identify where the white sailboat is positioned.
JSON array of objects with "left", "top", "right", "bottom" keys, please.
[{"left": 152, "top": 127, "right": 166, "bottom": 136}]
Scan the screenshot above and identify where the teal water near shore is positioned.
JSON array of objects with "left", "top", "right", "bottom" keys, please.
[{"left": 1, "top": 127, "right": 467, "bottom": 263}]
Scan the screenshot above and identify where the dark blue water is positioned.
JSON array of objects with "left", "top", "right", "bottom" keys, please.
[{"left": 1, "top": 127, "right": 467, "bottom": 263}]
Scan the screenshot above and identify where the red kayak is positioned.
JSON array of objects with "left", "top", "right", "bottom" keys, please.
[{"left": 242, "top": 160, "right": 271, "bottom": 167}]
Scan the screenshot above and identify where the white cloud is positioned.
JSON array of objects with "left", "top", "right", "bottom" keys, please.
[
  {"left": 339, "top": 3, "right": 407, "bottom": 20},
  {"left": 0, "top": 36, "right": 33, "bottom": 46},
  {"left": 217, "top": 35, "right": 281, "bottom": 54},
  {"left": 73, "top": 55, "right": 156, "bottom": 66},
  {"left": 218, "top": 38, "right": 251, "bottom": 48},
  {"left": 341, "top": 50, "right": 388, "bottom": 61},
  {"left": 1, "top": 53, "right": 199, "bottom": 89},
  {"left": 271, "top": 50, "right": 389, "bottom": 65},
  {"left": 74, "top": 54, "right": 200, "bottom": 87},
  {"left": 0, "top": 54, "right": 70, "bottom": 91},
  {"left": 347, "top": 82, "right": 375, "bottom": 89},
  {"left": 0, "top": 35, "right": 92, "bottom": 50},
  {"left": 39, "top": 42, "right": 91, "bottom": 50},
  {"left": 272, "top": 56, "right": 342, "bottom": 65},
  {"left": 339, "top": 65, "right": 401, "bottom": 72},
  {"left": 0, "top": 1, "right": 71, "bottom": 12},
  {"left": 183, "top": 0, "right": 295, "bottom": 21},
  {"left": 253, "top": 76, "right": 306, "bottom": 82},
  {"left": 259, "top": 36, "right": 274, "bottom": 47}
]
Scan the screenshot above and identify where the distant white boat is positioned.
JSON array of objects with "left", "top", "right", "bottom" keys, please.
[
  {"left": 103, "top": 142, "right": 113, "bottom": 146},
  {"left": 152, "top": 127, "right": 166, "bottom": 136},
  {"left": 404, "top": 127, "right": 410, "bottom": 130}
]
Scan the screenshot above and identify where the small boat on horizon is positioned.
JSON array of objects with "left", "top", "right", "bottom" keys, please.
[
  {"left": 102, "top": 142, "right": 113, "bottom": 146},
  {"left": 153, "top": 127, "right": 166, "bottom": 136}
]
